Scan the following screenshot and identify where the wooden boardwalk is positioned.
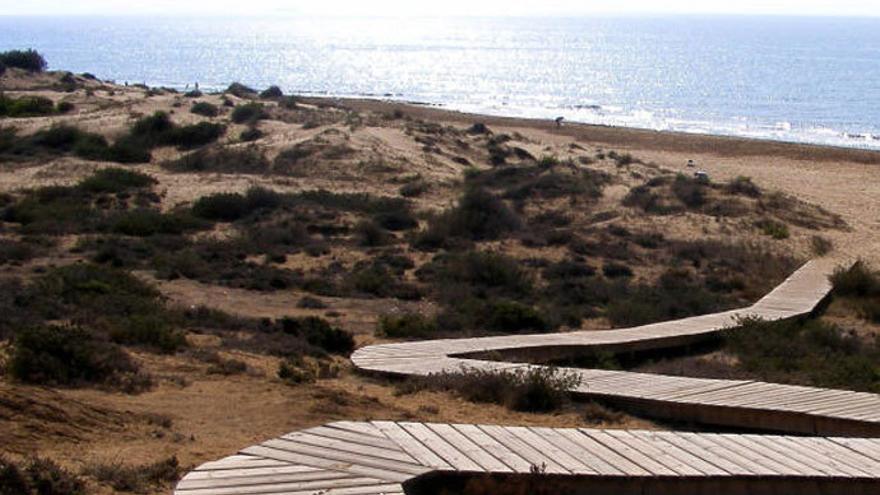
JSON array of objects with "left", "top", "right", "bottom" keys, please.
[
  {"left": 176, "top": 421, "right": 880, "bottom": 494},
  {"left": 176, "top": 258, "right": 880, "bottom": 493}
]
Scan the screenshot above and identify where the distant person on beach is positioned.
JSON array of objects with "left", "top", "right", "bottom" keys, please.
[{"left": 555, "top": 116, "right": 564, "bottom": 127}]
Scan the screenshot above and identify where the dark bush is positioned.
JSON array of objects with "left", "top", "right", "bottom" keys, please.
[
  {"left": 831, "top": 262, "right": 879, "bottom": 298},
  {"left": 416, "top": 187, "right": 520, "bottom": 248},
  {"left": 231, "top": 102, "right": 267, "bottom": 124},
  {"left": 191, "top": 192, "right": 249, "bottom": 221},
  {"left": 0, "top": 456, "right": 85, "bottom": 495},
  {"left": 163, "top": 146, "right": 269, "bottom": 174},
  {"left": 106, "top": 210, "right": 204, "bottom": 237},
  {"left": 226, "top": 82, "right": 256, "bottom": 98},
  {"left": 190, "top": 101, "right": 219, "bottom": 117},
  {"left": 279, "top": 316, "right": 354, "bottom": 355},
  {"left": 56, "top": 101, "right": 75, "bottom": 114},
  {"left": 164, "top": 121, "right": 225, "bottom": 149},
  {"left": 671, "top": 174, "right": 706, "bottom": 209},
  {"left": 400, "top": 180, "right": 429, "bottom": 198},
  {"left": 77, "top": 168, "right": 156, "bottom": 194},
  {"left": 7, "top": 325, "right": 138, "bottom": 387},
  {"left": 297, "top": 296, "right": 327, "bottom": 309},
  {"left": 240, "top": 127, "right": 263, "bottom": 142},
  {"left": 355, "top": 219, "right": 391, "bottom": 247},
  {"left": 0, "top": 49, "right": 47, "bottom": 72},
  {"left": 725, "top": 176, "right": 761, "bottom": 197},
  {"left": 260, "top": 85, "right": 284, "bottom": 99},
  {"left": 602, "top": 262, "right": 633, "bottom": 279}
]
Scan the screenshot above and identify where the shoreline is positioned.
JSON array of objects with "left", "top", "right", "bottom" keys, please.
[{"left": 305, "top": 96, "right": 880, "bottom": 165}]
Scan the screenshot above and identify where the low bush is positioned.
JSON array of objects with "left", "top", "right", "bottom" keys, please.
[
  {"left": 756, "top": 218, "right": 790, "bottom": 239},
  {"left": 226, "top": 82, "right": 257, "bottom": 98},
  {"left": 191, "top": 187, "right": 281, "bottom": 221},
  {"left": 725, "top": 176, "right": 762, "bottom": 197},
  {"left": 190, "top": 101, "right": 219, "bottom": 117},
  {"left": 77, "top": 168, "right": 156, "bottom": 194},
  {"left": 7, "top": 325, "right": 139, "bottom": 387},
  {"left": 240, "top": 127, "right": 263, "bottom": 142},
  {"left": 0, "top": 456, "right": 85, "bottom": 495},
  {"left": 0, "top": 49, "right": 47, "bottom": 72},
  {"left": 416, "top": 187, "right": 520, "bottom": 249},
  {"left": 400, "top": 180, "right": 429, "bottom": 198},
  {"left": 401, "top": 366, "right": 581, "bottom": 412},
  {"left": 278, "top": 316, "right": 355, "bottom": 355},
  {"left": 671, "top": 174, "right": 706, "bottom": 209},
  {"left": 231, "top": 102, "right": 267, "bottom": 124},
  {"left": 163, "top": 146, "right": 269, "bottom": 174},
  {"left": 84, "top": 456, "right": 180, "bottom": 493},
  {"left": 127, "top": 111, "right": 224, "bottom": 150},
  {"left": 106, "top": 209, "right": 204, "bottom": 237},
  {"left": 724, "top": 317, "right": 880, "bottom": 392},
  {"left": 377, "top": 313, "right": 437, "bottom": 339},
  {"left": 260, "top": 85, "right": 284, "bottom": 99},
  {"left": 0, "top": 94, "right": 55, "bottom": 117}
]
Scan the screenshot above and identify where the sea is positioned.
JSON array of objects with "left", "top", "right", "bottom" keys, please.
[{"left": 2, "top": 15, "right": 880, "bottom": 149}]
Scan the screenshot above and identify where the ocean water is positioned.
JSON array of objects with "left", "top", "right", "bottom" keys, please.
[{"left": 2, "top": 15, "right": 880, "bottom": 149}]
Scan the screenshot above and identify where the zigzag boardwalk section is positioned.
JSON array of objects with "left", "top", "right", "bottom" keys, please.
[
  {"left": 176, "top": 259, "right": 880, "bottom": 493},
  {"left": 353, "top": 258, "right": 880, "bottom": 437},
  {"left": 175, "top": 421, "right": 880, "bottom": 494}
]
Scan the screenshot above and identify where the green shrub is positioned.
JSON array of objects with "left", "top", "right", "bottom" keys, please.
[
  {"left": 483, "top": 300, "right": 549, "bottom": 333},
  {"left": 190, "top": 102, "right": 219, "bottom": 117},
  {"left": 756, "top": 219, "right": 790, "bottom": 239},
  {"left": 378, "top": 313, "right": 437, "bottom": 339},
  {"left": 811, "top": 235, "right": 833, "bottom": 256},
  {"left": 84, "top": 456, "right": 179, "bottom": 493},
  {"left": 402, "top": 366, "right": 581, "bottom": 413},
  {"left": 724, "top": 317, "right": 880, "bottom": 392},
  {"left": 416, "top": 187, "right": 520, "bottom": 249},
  {"left": 0, "top": 94, "right": 55, "bottom": 117},
  {"left": 831, "top": 262, "right": 879, "bottom": 298},
  {"left": 8, "top": 325, "right": 138, "bottom": 387},
  {"left": 0, "top": 49, "right": 47, "bottom": 72},
  {"left": 165, "top": 122, "right": 225, "bottom": 149},
  {"left": 77, "top": 168, "right": 156, "bottom": 194},
  {"left": 162, "top": 146, "right": 269, "bottom": 174},
  {"left": 231, "top": 102, "right": 267, "bottom": 124}
]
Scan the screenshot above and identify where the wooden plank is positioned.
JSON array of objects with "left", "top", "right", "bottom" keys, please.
[
  {"left": 452, "top": 424, "right": 534, "bottom": 473},
  {"left": 282, "top": 432, "right": 417, "bottom": 464},
  {"left": 477, "top": 424, "right": 569, "bottom": 474},
  {"left": 580, "top": 430, "right": 677, "bottom": 476},
  {"left": 305, "top": 426, "right": 402, "bottom": 451},
  {"left": 527, "top": 427, "right": 624, "bottom": 476},
  {"left": 372, "top": 421, "right": 451, "bottom": 469},
  {"left": 398, "top": 422, "right": 483, "bottom": 472},
  {"left": 504, "top": 426, "right": 596, "bottom": 475},
  {"left": 656, "top": 432, "right": 754, "bottom": 476},
  {"left": 602, "top": 430, "right": 704, "bottom": 476},
  {"left": 241, "top": 445, "right": 420, "bottom": 483},
  {"left": 261, "top": 438, "right": 426, "bottom": 475},
  {"left": 425, "top": 423, "right": 512, "bottom": 472},
  {"left": 176, "top": 474, "right": 378, "bottom": 494}
]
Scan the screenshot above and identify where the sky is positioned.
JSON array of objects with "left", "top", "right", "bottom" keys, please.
[{"left": 2, "top": 0, "right": 880, "bottom": 17}]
